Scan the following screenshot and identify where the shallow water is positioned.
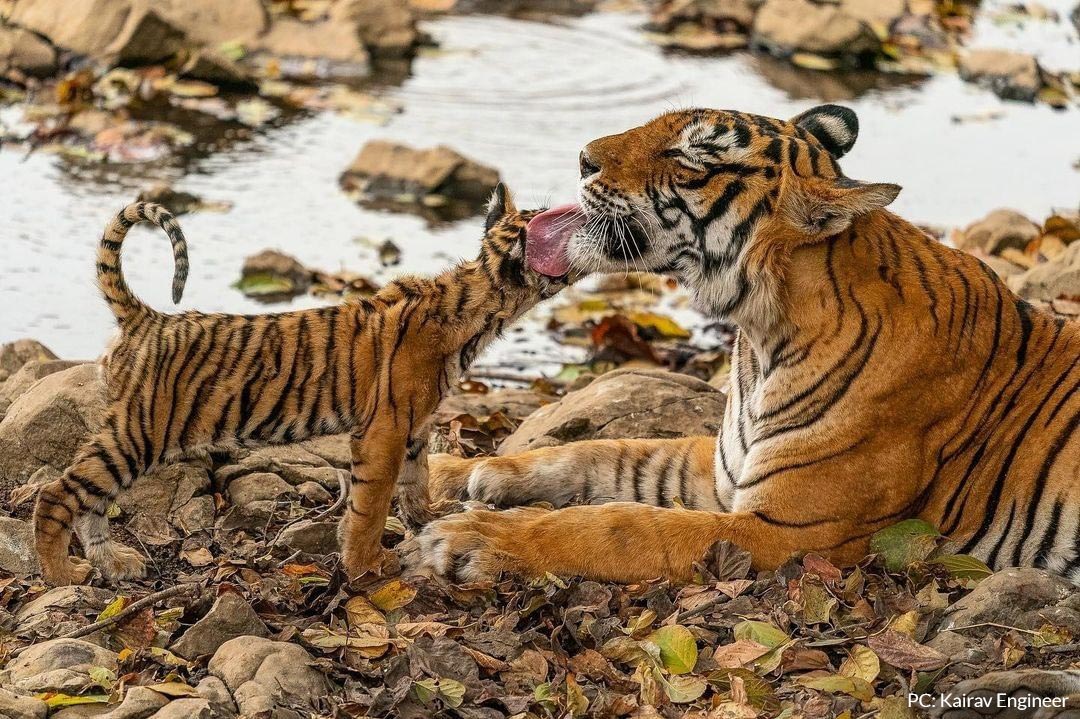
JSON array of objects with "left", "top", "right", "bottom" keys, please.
[{"left": 1, "top": 9, "right": 1078, "bottom": 374}]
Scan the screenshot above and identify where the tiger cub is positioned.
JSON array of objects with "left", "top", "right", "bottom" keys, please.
[{"left": 34, "top": 185, "right": 574, "bottom": 586}]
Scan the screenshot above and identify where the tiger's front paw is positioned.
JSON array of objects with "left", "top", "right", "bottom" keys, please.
[{"left": 411, "top": 508, "right": 546, "bottom": 582}]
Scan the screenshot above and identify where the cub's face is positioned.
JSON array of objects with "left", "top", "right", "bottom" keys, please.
[
  {"left": 565, "top": 105, "right": 900, "bottom": 318},
  {"left": 480, "top": 184, "right": 573, "bottom": 299}
]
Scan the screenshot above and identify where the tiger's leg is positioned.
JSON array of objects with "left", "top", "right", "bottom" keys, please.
[
  {"left": 339, "top": 418, "right": 408, "bottom": 579},
  {"left": 396, "top": 425, "right": 464, "bottom": 530},
  {"left": 414, "top": 503, "right": 870, "bottom": 583},
  {"left": 35, "top": 440, "right": 146, "bottom": 585},
  {"left": 428, "top": 436, "right": 725, "bottom": 511}
]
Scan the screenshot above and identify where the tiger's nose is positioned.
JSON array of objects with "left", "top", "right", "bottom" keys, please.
[{"left": 579, "top": 150, "right": 600, "bottom": 179}]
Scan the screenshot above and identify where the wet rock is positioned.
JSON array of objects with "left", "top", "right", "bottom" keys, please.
[
  {"left": 956, "top": 208, "right": 1041, "bottom": 256},
  {"left": 278, "top": 520, "right": 339, "bottom": 555},
  {"left": 237, "top": 250, "right": 313, "bottom": 301},
  {"left": 0, "top": 359, "right": 82, "bottom": 420},
  {"left": 0, "top": 363, "right": 104, "bottom": 485},
  {"left": 1008, "top": 239, "right": 1080, "bottom": 302},
  {"left": 958, "top": 49, "right": 1044, "bottom": 103},
  {"left": 645, "top": 0, "right": 757, "bottom": 52},
  {"left": 498, "top": 368, "right": 725, "bottom": 455},
  {"left": 105, "top": 8, "right": 187, "bottom": 65},
  {"left": 0, "top": 517, "right": 38, "bottom": 578},
  {"left": 435, "top": 388, "right": 557, "bottom": 426},
  {"left": 0, "top": 339, "right": 56, "bottom": 383},
  {"left": 136, "top": 183, "right": 203, "bottom": 215},
  {"left": 208, "top": 636, "right": 331, "bottom": 718},
  {"left": 938, "top": 568, "right": 1074, "bottom": 634},
  {"left": 340, "top": 140, "right": 501, "bottom": 205},
  {"left": 253, "top": 18, "right": 370, "bottom": 65},
  {"left": 171, "top": 593, "right": 269, "bottom": 660},
  {"left": 178, "top": 48, "right": 254, "bottom": 87},
  {"left": 0, "top": 688, "right": 46, "bottom": 719},
  {"left": 0, "top": 24, "right": 58, "bottom": 77},
  {"left": 331, "top": 0, "right": 422, "bottom": 58},
  {"left": 1, "top": 638, "right": 118, "bottom": 693},
  {"left": 752, "top": 0, "right": 880, "bottom": 58}
]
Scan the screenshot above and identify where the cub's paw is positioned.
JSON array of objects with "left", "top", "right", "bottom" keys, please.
[
  {"left": 410, "top": 507, "right": 546, "bottom": 583},
  {"left": 40, "top": 555, "right": 93, "bottom": 587},
  {"left": 97, "top": 543, "right": 148, "bottom": 581}
]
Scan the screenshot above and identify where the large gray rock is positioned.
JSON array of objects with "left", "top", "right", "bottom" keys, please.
[
  {"left": 340, "top": 141, "right": 500, "bottom": 204},
  {"left": 938, "top": 568, "right": 1075, "bottom": 634},
  {"left": 150, "top": 698, "right": 212, "bottom": 719},
  {"left": 208, "top": 637, "right": 331, "bottom": 718},
  {"left": 0, "top": 339, "right": 56, "bottom": 383},
  {"left": 959, "top": 49, "right": 1044, "bottom": 102},
  {"left": 0, "top": 24, "right": 58, "bottom": 77},
  {"left": 0, "top": 687, "right": 46, "bottom": 719},
  {"left": 171, "top": 593, "right": 268, "bottom": 661},
  {"left": 15, "top": 586, "right": 114, "bottom": 637},
  {"left": 1, "top": 639, "right": 118, "bottom": 693},
  {"left": 752, "top": 0, "right": 880, "bottom": 57},
  {"left": 194, "top": 676, "right": 237, "bottom": 718},
  {"left": 0, "top": 363, "right": 105, "bottom": 485},
  {"left": 930, "top": 669, "right": 1080, "bottom": 719},
  {"left": 0, "top": 517, "right": 39, "bottom": 578},
  {"left": 0, "top": 359, "right": 84, "bottom": 420},
  {"left": 119, "top": 463, "right": 211, "bottom": 545},
  {"left": 278, "top": 520, "right": 338, "bottom": 555},
  {"left": 1008, "top": 241, "right": 1080, "bottom": 303},
  {"left": 497, "top": 368, "right": 726, "bottom": 455}
]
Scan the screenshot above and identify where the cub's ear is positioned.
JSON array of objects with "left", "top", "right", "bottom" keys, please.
[
  {"left": 484, "top": 183, "right": 517, "bottom": 232},
  {"left": 790, "top": 104, "right": 859, "bottom": 158},
  {"left": 788, "top": 176, "right": 901, "bottom": 238}
]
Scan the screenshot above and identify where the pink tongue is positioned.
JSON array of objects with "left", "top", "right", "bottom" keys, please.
[{"left": 526, "top": 203, "right": 585, "bottom": 277}]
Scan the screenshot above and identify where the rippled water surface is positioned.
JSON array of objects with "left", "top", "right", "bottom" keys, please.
[{"left": 1, "top": 9, "right": 1078, "bottom": 371}]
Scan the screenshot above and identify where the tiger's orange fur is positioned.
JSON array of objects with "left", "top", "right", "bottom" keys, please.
[
  {"left": 414, "top": 105, "right": 1080, "bottom": 586},
  {"left": 34, "top": 187, "right": 569, "bottom": 585}
]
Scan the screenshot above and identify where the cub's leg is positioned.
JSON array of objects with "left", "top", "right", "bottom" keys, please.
[
  {"left": 415, "top": 503, "right": 871, "bottom": 583},
  {"left": 395, "top": 425, "right": 463, "bottom": 530},
  {"left": 35, "top": 439, "right": 146, "bottom": 585},
  {"left": 429, "top": 436, "right": 725, "bottom": 511},
  {"left": 339, "top": 417, "right": 408, "bottom": 579}
]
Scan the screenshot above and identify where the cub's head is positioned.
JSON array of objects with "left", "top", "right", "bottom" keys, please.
[
  {"left": 480, "top": 183, "right": 579, "bottom": 299},
  {"left": 528, "top": 105, "right": 900, "bottom": 321}
]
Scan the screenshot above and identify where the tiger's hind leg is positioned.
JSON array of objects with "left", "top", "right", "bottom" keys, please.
[{"left": 35, "top": 439, "right": 146, "bottom": 585}]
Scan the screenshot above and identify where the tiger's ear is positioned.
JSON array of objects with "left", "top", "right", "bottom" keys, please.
[
  {"left": 484, "top": 183, "right": 517, "bottom": 233},
  {"left": 790, "top": 104, "right": 859, "bottom": 158},
  {"left": 788, "top": 176, "right": 901, "bottom": 238}
]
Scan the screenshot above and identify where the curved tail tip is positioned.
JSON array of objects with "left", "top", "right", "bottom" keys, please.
[{"left": 172, "top": 285, "right": 184, "bottom": 304}]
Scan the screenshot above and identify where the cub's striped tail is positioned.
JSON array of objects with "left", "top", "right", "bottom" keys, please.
[{"left": 97, "top": 202, "right": 188, "bottom": 323}]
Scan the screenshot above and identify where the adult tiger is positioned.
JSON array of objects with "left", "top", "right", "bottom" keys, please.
[
  {"left": 33, "top": 188, "right": 574, "bottom": 586},
  {"left": 413, "top": 104, "right": 1080, "bottom": 586}
]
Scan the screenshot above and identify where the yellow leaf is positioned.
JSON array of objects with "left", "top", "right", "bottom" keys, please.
[
  {"left": 627, "top": 311, "right": 691, "bottom": 339},
  {"left": 369, "top": 579, "right": 417, "bottom": 611},
  {"left": 839, "top": 644, "right": 880, "bottom": 683},
  {"left": 97, "top": 596, "right": 127, "bottom": 622},
  {"left": 39, "top": 694, "right": 110, "bottom": 709},
  {"left": 345, "top": 596, "right": 386, "bottom": 626},
  {"left": 147, "top": 682, "right": 199, "bottom": 698}
]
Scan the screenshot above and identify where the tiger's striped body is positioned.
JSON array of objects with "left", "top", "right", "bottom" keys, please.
[
  {"left": 414, "top": 105, "right": 1080, "bottom": 587},
  {"left": 35, "top": 188, "right": 568, "bottom": 585}
]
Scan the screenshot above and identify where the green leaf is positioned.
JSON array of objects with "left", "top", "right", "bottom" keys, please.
[
  {"left": 233, "top": 273, "right": 296, "bottom": 298},
  {"left": 413, "top": 678, "right": 437, "bottom": 705},
  {"left": 733, "top": 620, "right": 788, "bottom": 649},
  {"left": 88, "top": 666, "right": 115, "bottom": 691},
  {"left": 436, "top": 678, "right": 465, "bottom": 708},
  {"left": 870, "top": 519, "right": 941, "bottom": 572},
  {"left": 646, "top": 625, "right": 698, "bottom": 675},
  {"left": 931, "top": 554, "right": 993, "bottom": 580},
  {"left": 97, "top": 596, "right": 126, "bottom": 622}
]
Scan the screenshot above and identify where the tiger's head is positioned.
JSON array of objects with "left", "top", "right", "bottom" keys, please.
[{"left": 527, "top": 105, "right": 900, "bottom": 324}]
